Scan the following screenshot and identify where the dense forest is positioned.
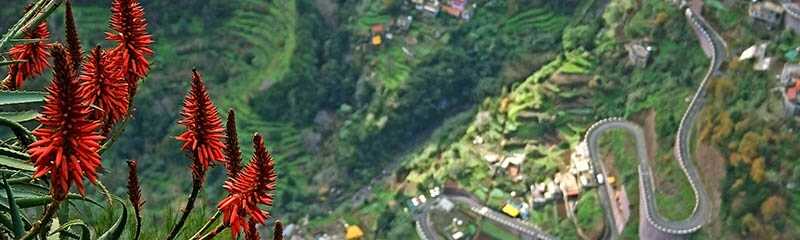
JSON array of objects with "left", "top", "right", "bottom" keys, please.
[{"left": 2, "top": 0, "right": 800, "bottom": 239}]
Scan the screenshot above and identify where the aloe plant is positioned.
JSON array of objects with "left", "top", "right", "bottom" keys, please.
[{"left": 0, "top": 0, "right": 284, "bottom": 240}]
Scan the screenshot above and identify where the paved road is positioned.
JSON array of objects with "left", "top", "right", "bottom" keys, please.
[
  {"left": 415, "top": 5, "right": 725, "bottom": 240},
  {"left": 415, "top": 191, "right": 555, "bottom": 240},
  {"left": 583, "top": 7, "right": 726, "bottom": 239}
]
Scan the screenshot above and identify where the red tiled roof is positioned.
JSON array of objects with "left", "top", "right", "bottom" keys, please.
[
  {"left": 442, "top": 5, "right": 462, "bottom": 17},
  {"left": 451, "top": 0, "right": 466, "bottom": 10},
  {"left": 789, "top": 80, "right": 800, "bottom": 101},
  {"left": 371, "top": 24, "right": 385, "bottom": 33}
]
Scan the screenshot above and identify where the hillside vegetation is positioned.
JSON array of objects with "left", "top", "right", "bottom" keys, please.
[{"left": 2, "top": 0, "right": 800, "bottom": 239}]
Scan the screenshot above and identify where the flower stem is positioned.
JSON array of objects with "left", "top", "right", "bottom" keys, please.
[
  {"left": 198, "top": 223, "right": 227, "bottom": 240},
  {"left": 18, "top": 201, "right": 61, "bottom": 240},
  {"left": 189, "top": 211, "right": 221, "bottom": 240},
  {"left": 165, "top": 153, "right": 204, "bottom": 240}
]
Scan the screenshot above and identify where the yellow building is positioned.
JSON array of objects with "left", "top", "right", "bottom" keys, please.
[
  {"left": 371, "top": 35, "right": 382, "bottom": 46},
  {"left": 345, "top": 225, "right": 364, "bottom": 240},
  {"left": 501, "top": 204, "right": 520, "bottom": 218}
]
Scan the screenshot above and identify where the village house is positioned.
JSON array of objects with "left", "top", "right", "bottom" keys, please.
[
  {"left": 570, "top": 141, "right": 597, "bottom": 188},
  {"left": 624, "top": 40, "right": 653, "bottom": 68},
  {"left": 739, "top": 43, "right": 768, "bottom": 61},
  {"left": 530, "top": 183, "right": 547, "bottom": 206},
  {"left": 411, "top": 0, "right": 425, "bottom": 9},
  {"left": 750, "top": 1, "right": 785, "bottom": 29},
  {"left": 442, "top": 0, "right": 467, "bottom": 17},
  {"left": 345, "top": 225, "right": 364, "bottom": 240},
  {"left": 370, "top": 24, "right": 385, "bottom": 46},
  {"left": 780, "top": 63, "right": 800, "bottom": 117},
  {"left": 784, "top": 1, "right": 800, "bottom": 34},
  {"left": 544, "top": 180, "right": 562, "bottom": 201},
  {"left": 422, "top": 0, "right": 441, "bottom": 16},
  {"left": 396, "top": 15, "right": 413, "bottom": 32},
  {"left": 554, "top": 172, "right": 580, "bottom": 199}
]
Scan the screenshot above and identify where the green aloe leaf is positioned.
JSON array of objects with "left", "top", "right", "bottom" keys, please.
[
  {"left": 0, "top": 111, "right": 38, "bottom": 122},
  {"left": 0, "top": 60, "right": 25, "bottom": 66},
  {"left": 0, "top": 153, "right": 34, "bottom": 172},
  {"left": 0, "top": 212, "right": 12, "bottom": 233},
  {"left": 97, "top": 198, "right": 128, "bottom": 240},
  {"left": 0, "top": 90, "right": 46, "bottom": 106},
  {"left": 16, "top": 194, "right": 102, "bottom": 209},
  {"left": 8, "top": 39, "right": 44, "bottom": 44},
  {"left": 2, "top": 178, "right": 24, "bottom": 237},
  {"left": 0, "top": 193, "right": 102, "bottom": 211},
  {"left": 49, "top": 219, "right": 93, "bottom": 240}
]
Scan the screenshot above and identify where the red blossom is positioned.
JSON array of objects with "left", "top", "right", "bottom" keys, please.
[
  {"left": 27, "top": 45, "right": 104, "bottom": 200},
  {"left": 224, "top": 109, "right": 243, "bottom": 179},
  {"left": 78, "top": 46, "right": 129, "bottom": 125},
  {"left": 126, "top": 160, "right": 144, "bottom": 212},
  {"left": 218, "top": 133, "right": 277, "bottom": 239},
  {"left": 106, "top": 0, "right": 153, "bottom": 97},
  {"left": 176, "top": 69, "right": 225, "bottom": 175},
  {"left": 244, "top": 221, "right": 259, "bottom": 240},
  {"left": 65, "top": 0, "right": 82, "bottom": 71},
  {"left": 4, "top": 21, "right": 50, "bottom": 89},
  {"left": 273, "top": 221, "right": 283, "bottom": 240}
]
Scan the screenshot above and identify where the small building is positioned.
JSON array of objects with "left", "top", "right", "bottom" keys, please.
[
  {"left": 371, "top": 35, "right": 382, "bottom": 46},
  {"left": 501, "top": 152, "right": 526, "bottom": 168},
  {"left": 756, "top": 57, "right": 775, "bottom": 71},
  {"left": 779, "top": 63, "right": 800, "bottom": 116},
  {"left": 370, "top": 24, "right": 385, "bottom": 34},
  {"left": 436, "top": 197, "right": 455, "bottom": 212},
  {"left": 624, "top": 41, "right": 653, "bottom": 68},
  {"left": 483, "top": 152, "right": 501, "bottom": 164},
  {"left": 451, "top": 231, "right": 465, "bottom": 240},
  {"left": 781, "top": 63, "right": 800, "bottom": 86},
  {"left": 569, "top": 141, "right": 593, "bottom": 175},
  {"left": 739, "top": 43, "right": 768, "bottom": 61},
  {"left": 429, "top": 186, "right": 441, "bottom": 198},
  {"left": 784, "top": 2, "right": 800, "bottom": 34},
  {"left": 442, "top": 5, "right": 462, "bottom": 17},
  {"left": 750, "top": 1, "right": 785, "bottom": 29},
  {"left": 578, "top": 173, "right": 595, "bottom": 188},
  {"left": 396, "top": 16, "right": 413, "bottom": 32},
  {"left": 450, "top": 0, "right": 467, "bottom": 10},
  {"left": 555, "top": 172, "right": 580, "bottom": 198},
  {"left": 531, "top": 184, "right": 547, "bottom": 206},
  {"left": 543, "top": 180, "right": 562, "bottom": 201},
  {"left": 422, "top": 0, "right": 441, "bottom": 16},
  {"left": 785, "top": 79, "right": 800, "bottom": 116},
  {"left": 506, "top": 165, "right": 521, "bottom": 179},
  {"left": 345, "top": 225, "right": 364, "bottom": 240}
]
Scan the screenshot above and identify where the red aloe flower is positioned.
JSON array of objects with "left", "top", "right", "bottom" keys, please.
[
  {"left": 127, "top": 159, "right": 144, "bottom": 240},
  {"left": 126, "top": 160, "right": 144, "bottom": 211},
  {"left": 273, "top": 221, "right": 283, "bottom": 240},
  {"left": 176, "top": 69, "right": 225, "bottom": 175},
  {"left": 244, "top": 221, "right": 259, "bottom": 240},
  {"left": 106, "top": 0, "right": 153, "bottom": 97},
  {"left": 224, "top": 109, "right": 243, "bottom": 179},
  {"left": 27, "top": 45, "right": 104, "bottom": 200},
  {"left": 78, "top": 46, "right": 129, "bottom": 124},
  {"left": 4, "top": 20, "right": 50, "bottom": 89},
  {"left": 65, "top": 0, "right": 82, "bottom": 71},
  {"left": 218, "top": 133, "right": 277, "bottom": 239}
]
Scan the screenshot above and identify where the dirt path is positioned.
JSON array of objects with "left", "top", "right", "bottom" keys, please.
[{"left": 694, "top": 143, "right": 726, "bottom": 236}]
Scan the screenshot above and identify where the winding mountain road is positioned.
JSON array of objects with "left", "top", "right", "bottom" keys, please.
[
  {"left": 414, "top": 189, "right": 555, "bottom": 240},
  {"left": 584, "top": 7, "right": 726, "bottom": 239},
  {"left": 414, "top": 5, "right": 725, "bottom": 240}
]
